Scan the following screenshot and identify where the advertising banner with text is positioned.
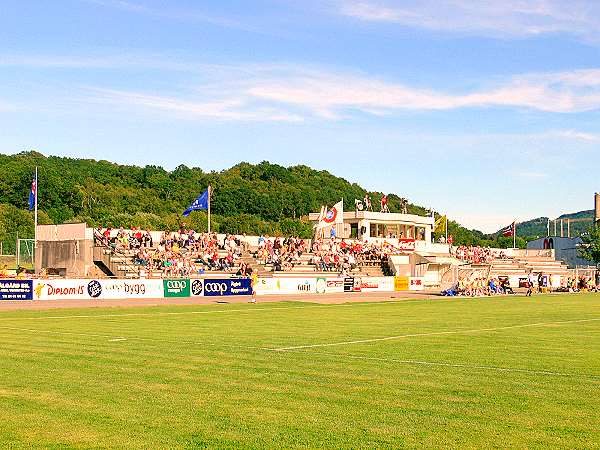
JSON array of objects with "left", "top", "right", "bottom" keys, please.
[
  {"left": 163, "top": 279, "right": 191, "bottom": 297},
  {"left": 201, "top": 278, "right": 252, "bottom": 296},
  {"left": 0, "top": 280, "right": 33, "bottom": 300},
  {"left": 97, "top": 279, "right": 164, "bottom": 299}
]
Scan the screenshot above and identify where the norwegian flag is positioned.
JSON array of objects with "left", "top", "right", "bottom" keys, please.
[
  {"left": 28, "top": 177, "right": 37, "bottom": 211},
  {"left": 501, "top": 222, "right": 515, "bottom": 237}
]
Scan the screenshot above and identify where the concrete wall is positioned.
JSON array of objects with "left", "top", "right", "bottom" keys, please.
[
  {"left": 527, "top": 237, "right": 593, "bottom": 268},
  {"left": 35, "top": 239, "right": 94, "bottom": 277}
]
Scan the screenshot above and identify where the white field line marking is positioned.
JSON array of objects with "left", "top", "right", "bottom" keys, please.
[
  {"left": 276, "top": 349, "right": 600, "bottom": 380},
  {"left": 271, "top": 317, "right": 600, "bottom": 351},
  {"left": 0, "top": 297, "right": 471, "bottom": 322},
  {"left": 2, "top": 324, "right": 600, "bottom": 380}
]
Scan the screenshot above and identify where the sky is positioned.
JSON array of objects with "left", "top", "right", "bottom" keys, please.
[{"left": 1, "top": 0, "right": 599, "bottom": 232}]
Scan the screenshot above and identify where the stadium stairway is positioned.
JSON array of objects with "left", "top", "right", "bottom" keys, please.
[
  {"left": 244, "top": 250, "right": 387, "bottom": 278},
  {"left": 470, "top": 256, "right": 570, "bottom": 280},
  {"left": 516, "top": 256, "right": 570, "bottom": 276},
  {"left": 93, "top": 246, "right": 140, "bottom": 278}
]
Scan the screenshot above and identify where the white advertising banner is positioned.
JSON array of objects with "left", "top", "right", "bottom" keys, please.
[
  {"left": 360, "top": 277, "right": 395, "bottom": 292},
  {"left": 33, "top": 279, "right": 91, "bottom": 300},
  {"left": 32, "top": 279, "right": 164, "bottom": 300},
  {"left": 408, "top": 277, "right": 425, "bottom": 291},
  {"left": 96, "top": 279, "right": 164, "bottom": 299},
  {"left": 255, "top": 278, "right": 317, "bottom": 295},
  {"left": 324, "top": 278, "right": 344, "bottom": 294}
]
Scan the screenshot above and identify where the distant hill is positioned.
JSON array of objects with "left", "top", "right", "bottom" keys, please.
[
  {"left": 496, "top": 210, "right": 594, "bottom": 239},
  {"left": 0, "top": 151, "right": 572, "bottom": 252}
]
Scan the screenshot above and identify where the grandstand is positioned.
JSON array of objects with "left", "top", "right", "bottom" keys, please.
[{"left": 31, "top": 222, "right": 581, "bottom": 292}]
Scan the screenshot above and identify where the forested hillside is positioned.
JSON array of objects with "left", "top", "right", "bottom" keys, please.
[
  {"left": 0, "top": 151, "right": 529, "bottom": 253},
  {"left": 494, "top": 211, "right": 594, "bottom": 238}
]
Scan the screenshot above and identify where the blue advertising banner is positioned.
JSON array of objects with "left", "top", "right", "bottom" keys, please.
[
  {"left": 202, "top": 278, "right": 252, "bottom": 296},
  {"left": 0, "top": 280, "right": 33, "bottom": 300}
]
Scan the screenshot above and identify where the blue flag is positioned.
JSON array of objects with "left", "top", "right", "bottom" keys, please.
[
  {"left": 28, "top": 177, "right": 37, "bottom": 211},
  {"left": 182, "top": 189, "right": 209, "bottom": 217}
]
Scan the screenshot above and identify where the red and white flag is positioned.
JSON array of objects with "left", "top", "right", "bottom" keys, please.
[
  {"left": 316, "top": 200, "right": 343, "bottom": 229},
  {"left": 501, "top": 222, "right": 515, "bottom": 237}
]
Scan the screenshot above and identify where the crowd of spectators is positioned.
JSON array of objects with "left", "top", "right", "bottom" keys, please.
[
  {"left": 309, "top": 239, "right": 409, "bottom": 275},
  {"left": 94, "top": 227, "right": 248, "bottom": 277},
  {"left": 255, "top": 235, "right": 308, "bottom": 271}
]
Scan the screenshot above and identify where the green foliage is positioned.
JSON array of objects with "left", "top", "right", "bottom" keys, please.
[
  {"left": 0, "top": 151, "right": 524, "bottom": 247},
  {"left": 578, "top": 226, "right": 600, "bottom": 264}
]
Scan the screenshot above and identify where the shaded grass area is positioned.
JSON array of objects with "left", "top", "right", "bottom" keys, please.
[{"left": 0, "top": 294, "right": 599, "bottom": 448}]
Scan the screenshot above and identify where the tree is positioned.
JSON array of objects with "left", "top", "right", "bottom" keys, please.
[{"left": 578, "top": 226, "right": 600, "bottom": 264}]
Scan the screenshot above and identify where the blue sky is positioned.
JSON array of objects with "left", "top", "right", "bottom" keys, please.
[{"left": 1, "top": 0, "right": 599, "bottom": 232}]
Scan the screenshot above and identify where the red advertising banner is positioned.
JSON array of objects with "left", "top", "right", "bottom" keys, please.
[{"left": 397, "top": 239, "right": 416, "bottom": 252}]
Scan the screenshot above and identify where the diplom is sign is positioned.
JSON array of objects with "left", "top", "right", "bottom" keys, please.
[
  {"left": 163, "top": 279, "right": 190, "bottom": 297},
  {"left": 0, "top": 280, "right": 33, "bottom": 300},
  {"left": 33, "top": 280, "right": 90, "bottom": 300},
  {"left": 202, "top": 278, "right": 252, "bottom": 296}
]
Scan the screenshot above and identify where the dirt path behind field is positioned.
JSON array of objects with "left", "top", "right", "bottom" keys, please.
[{"left": 0, "top": 291, "right": 441, "bottom": 311}]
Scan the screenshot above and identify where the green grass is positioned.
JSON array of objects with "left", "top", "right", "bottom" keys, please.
[{"left": 0, "top": 294, "right": 599, "bottom": 449}]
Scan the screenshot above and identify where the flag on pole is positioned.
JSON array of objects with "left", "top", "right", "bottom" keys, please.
[
  {"left": 316, "top": 200, "right": 343, "bottom": 229},
  {"left": 182, "top": 188, "right": 209, "bottom": 217},
  {"left": 434, "top": 215, "right": 447, "bottom": 232},
  {"left": 28, "top": 176, "right": 37, "bottom": 211},
  {"left": 501, "top": 222, "right": 515, "bottom": 237}
]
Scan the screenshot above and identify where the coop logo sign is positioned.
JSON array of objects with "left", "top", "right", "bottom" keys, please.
[
  {"left": 163, "top": 279, "right": 190, "bottom": 298},
  {"left": 205, "top": 282, "right": 228, "bottom": 294},
  {"left": 202, "top": 278, "right": 252, "bottom": 297}
]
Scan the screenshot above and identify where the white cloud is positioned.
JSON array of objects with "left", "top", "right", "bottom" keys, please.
[
  {"left": 551, "top": 130, "right": 600, "bottom": 142},
  {"left": 88, "top": 87, "right": 304, "bottom": 122},
  {"left": 338, "top": 0, "right": 600, "bottom": 41},
  {"left": 240, "top": 67, "right": 600, "bottom": 116},
  {"left": 8, "top": 55, "right": 600, "bottom": 120}
]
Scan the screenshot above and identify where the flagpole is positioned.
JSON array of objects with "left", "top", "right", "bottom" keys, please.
[
  {"left": 513, "top": 221, "right": 516, "bottom": 249},
  {"left": 34, "top": 166, "right": 38, "bottom": 273},
  {"left": 207, "top": 185, "right": 211, "bottom": 234},
  {"left": 445, "top": 216, "right": 448, "bottom": 243}
]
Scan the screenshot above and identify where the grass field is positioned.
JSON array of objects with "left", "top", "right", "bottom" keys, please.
[{"left": 0, "top": 294, "right": 599, "bottom": 449}]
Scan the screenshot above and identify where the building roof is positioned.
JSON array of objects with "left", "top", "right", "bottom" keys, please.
[{"left": 308, "top": 210, "right": 434, "bottom": 226}]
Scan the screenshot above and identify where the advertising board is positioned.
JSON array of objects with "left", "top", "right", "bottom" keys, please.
[
  {"left": 344, "top": 277, "right": 361, "bottom": 292},
  {"left": 397, "top": 239, "right": 416, "bottom": 253},
  {"left": 163, "top": 279, "right": 190, "bottom": 297},
  {"left": 409, "top": 277, "right": 424, "bottom": 291},
  {"left": 325, "top": 278, "right": 344, "bottom": 294},
  {"left": 202, "top": 278, "right": 252, "bottom": 296},
  {"left": 360, "top": 277, "right": 395, "bottom": 292},
  {"left": 254, "top": 278, "right": 279, "bottom": 296},
  {"left": 33, "top": 279, "right": 90, "bottom": 300},
  {"left": 97, "top": 279, "right": 164, "bottom": 299},
  {"left": 394, "top": 276, "right": 409, "bottom": 291},
  {"left": 0, "top": 280, "right": 33, "bottom": 300},
  {"left": 190, "top": 279, "right": 205, "bottom": 296}
]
